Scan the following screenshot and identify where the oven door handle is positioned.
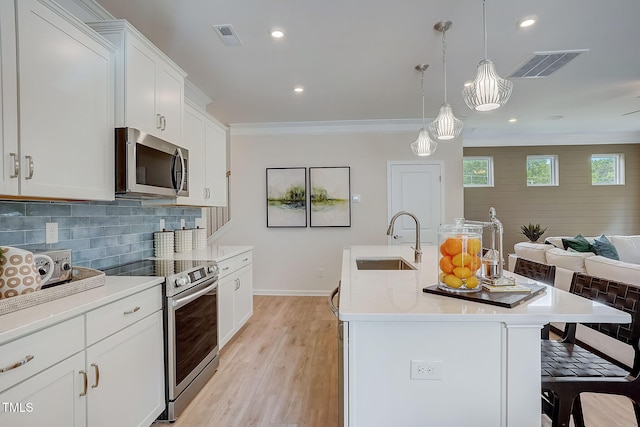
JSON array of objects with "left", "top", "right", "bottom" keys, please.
[{"left": 172, "top": 280, "right": 217, "bottom": 310}]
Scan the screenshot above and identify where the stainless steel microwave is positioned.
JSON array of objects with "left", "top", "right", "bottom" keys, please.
[{"left": 115, "top": 128, "right": 189, "bottom": 198}]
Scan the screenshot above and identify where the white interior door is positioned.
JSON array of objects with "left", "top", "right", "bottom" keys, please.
[{"left": 387, "top": 161, "right": 442, "bottom": 246}]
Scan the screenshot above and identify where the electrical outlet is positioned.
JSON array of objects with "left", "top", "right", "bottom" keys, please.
[
  {"left": 160, "top": 219, "right": 165, "bottom": 231},
  {"left": 45, "top": 222, "right": 58, "bottom": 244},
  {"left": 180, "top": 218, "right": 186, "bottom": 229},
  {"left": 410, "top": 360, "right": 443, "bottom": 380},
  {"left": 317, "top": 267, "right": 325, "bottom": 277}
]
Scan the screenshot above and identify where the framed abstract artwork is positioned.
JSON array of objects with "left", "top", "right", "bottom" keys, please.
[
  {"left": 266, "top": 167, "right": 307, "bottom": 227},
  {"left": 309, "top": 166, "right": 351, "bottom": 227}
]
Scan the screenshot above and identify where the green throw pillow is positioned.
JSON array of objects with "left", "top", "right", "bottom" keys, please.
[
  {"left": 593, "top": 235, "right": 620, "bottom": 260},
  {"left": 562, "top": 234, "right": 593, "bottom": 253}
]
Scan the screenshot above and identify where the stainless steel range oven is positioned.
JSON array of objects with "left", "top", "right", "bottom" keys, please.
[{"left": 104, "top": 259, "right": 219, "bottom": 422}]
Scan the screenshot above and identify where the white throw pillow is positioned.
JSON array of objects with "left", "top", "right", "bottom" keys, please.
[
  {"left": 513, "top": 242, "right": 554, "bottom": 264},
  {"left": 608, "top": 236, "right": 640, "bottom": 264},
  {"left": 545, "top": 247, "right": 594, "bottom": 272},
  {"left": 585, "top": 255, "right": 640, "bottom": 286}
]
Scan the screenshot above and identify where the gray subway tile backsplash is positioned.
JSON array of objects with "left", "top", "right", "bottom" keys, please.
[{"left": 0, "top": 200, "right": 202, "bottom": 269}]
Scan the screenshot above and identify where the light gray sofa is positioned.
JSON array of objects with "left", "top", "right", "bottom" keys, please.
[{"left": 513, "top": 235, "right": 640, "bottom": 367}]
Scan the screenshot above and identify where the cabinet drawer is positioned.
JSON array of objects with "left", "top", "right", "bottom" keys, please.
[
  {"left": 236, "top": 251, "right": 253, "bottom": 270},
  {"left": 0, "top": 316, "right": 84, "bottom": 393},
  {"left": 217, "top": 257, "right": 237, "bottom": 279},
  {"left": 86, "top": 285, "right": 162, "bottom": 346}
]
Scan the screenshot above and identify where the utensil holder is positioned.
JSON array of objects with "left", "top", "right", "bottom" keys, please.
[
  {"left": 174, "top": 229, "right": 193, "bottom": 253},
  {"left": 154, "top": 231, "right": 174, "bottom": 257}
]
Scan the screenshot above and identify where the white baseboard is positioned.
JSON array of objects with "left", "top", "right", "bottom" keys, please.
[{"left": 253, "top": 289, "right": 332, "bottom": 297}]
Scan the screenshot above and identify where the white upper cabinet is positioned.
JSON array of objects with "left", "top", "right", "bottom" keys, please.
[
  {"left": 88, "top": 20, "right": 186, "bottom": 145},
  {"left": 1, "top": 0, "right": 115, "bottom": 200},
  {"left": 177, "top": 99, "right": 228, "bottom": 207}
]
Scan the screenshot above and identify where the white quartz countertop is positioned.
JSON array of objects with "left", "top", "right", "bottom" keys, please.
[
  {"left": 339, "top": 245, "right": 632, "bottom": 324},
  {"left": 0, "top": 276, "right": 163, "bottom": 345},
  {"left": 151, "top": 244, "right": 253, "bottom": 262}
]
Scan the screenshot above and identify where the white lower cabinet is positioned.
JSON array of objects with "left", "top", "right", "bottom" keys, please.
[
  {"left": 0, "top": 352, "right": 86, "bottom": 426},
  {"left": 0, "top": 284, "right": 164, "bottom": 426},
  {"left": 218, "top": 250, "right": 254, "bottom": 349},
  {"left": 86, "top": 311, "right": 164, "bottom": 427}
]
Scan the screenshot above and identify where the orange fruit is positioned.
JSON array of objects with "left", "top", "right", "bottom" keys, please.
[
  {"left": 468, "top": 255, "right": 482, "bottom": 272},
  {"left": 451, "top": 252, "right": 471, "bottom": 267},
  {"left": 465, "top": 276, "right": 479, "bottom": 288},
  {"left": 439, "top": 243, "right": 449, "bottom": 256},
  {"left": 444, "top": 274, "right": 463, "bottom": 288},
  {"left": 439, "top": 256, "right": 455, "bottom": 274},
  {"left": 453, "top": 266, "right": 472, "bottom": 279},
  {"left": 442, "top": 238, "right": 463, "bottom": 256},
  {"left": 466, "top": 238, "right": 482, "bottom": 255}
]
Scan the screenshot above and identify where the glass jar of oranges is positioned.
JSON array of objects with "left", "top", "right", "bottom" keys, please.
[{"left": 438, "top": 219, "right": 483, "bottom": 293}]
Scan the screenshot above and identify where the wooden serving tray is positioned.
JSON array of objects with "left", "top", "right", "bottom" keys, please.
[{"left": 422, "top": 282, "right": 547, "bottom": 308}]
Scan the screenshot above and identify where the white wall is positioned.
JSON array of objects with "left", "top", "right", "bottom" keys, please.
[{"left": 215, "top": 129, "right": 463, "bottom": 295}]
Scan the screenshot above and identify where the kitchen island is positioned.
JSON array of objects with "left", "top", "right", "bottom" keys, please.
[{"left": 338, "top": 245, "right": 631, "bottom": 427}]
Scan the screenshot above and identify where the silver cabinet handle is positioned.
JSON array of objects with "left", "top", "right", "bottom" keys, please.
[
  {"left": 329, "top": 285, "right": 340, "bottom": 317},
  {"left": 0, "top": 355, "right": 34, "bottom": 373},
  {"left": 156, "top": 113, "right": 162, "bottom": 129},
  {"left": 79, "top": 370, "right": 88, "bottom": 396},
  {"left": 161, "top": 115, "right": 167, "bottom": 131},
  {"left": 91, "top": 363, "right": 100, "bottom": 388},
  {"left": 234, "top": 278, "right": 240, "bottom": 290},
  {"left": 124, "top": 306, "right": 140, "bottom": 315},
  {"left": 24, "top": 155, "right": 34, "bottom": 179},
  {"left": 9, "top": 153, "right": 19, "bottom": 178},
  {"left": 242, "top": 258, "right": 249, "bottom": 262},
  {"left": 221, "top": 266, "right": 230, "bottom": 271}
]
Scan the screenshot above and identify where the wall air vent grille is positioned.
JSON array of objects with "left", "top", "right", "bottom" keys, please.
[
  {"left": 213, "top": 24, "right": 242, "bottom": 46},
  {"left": 508, "top": 50, "right": 588, "bottom": 78}
]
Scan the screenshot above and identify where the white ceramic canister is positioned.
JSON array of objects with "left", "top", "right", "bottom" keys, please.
[
  {"left": 154, "top": 230, "right": 175, "bottom": 257},
  {"left": 0, "top": 246, "right": 54, "bottom": 299},
  {"left": 192, "top": 228, "right": 207, "bottom": 250},
  {"left": 174, "top": 229, "right": 193, "bottom": 253}
]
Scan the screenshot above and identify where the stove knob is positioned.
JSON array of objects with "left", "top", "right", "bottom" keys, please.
[
  {"left": 62, "top": 262, "right": 71, "bottom": 271},
  {"left": 175, "top": 276, "right": 190, "bottom": 287},
  {"left": 207, "top": 265, "right": 219, "bottom": 275},
  {"left": 38, "top": 267, "right": 48, "bottom": 276}
]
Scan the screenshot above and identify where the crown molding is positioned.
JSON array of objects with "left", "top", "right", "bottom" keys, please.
[
  {"left": 66, "top": 0, "right": 114, "bottom": 21},
  {"left": 463, "top": 130, "right": 640, "bottom": 147},
  {"left": 230, "top": 119, "right": 422, "bottom": 136}
]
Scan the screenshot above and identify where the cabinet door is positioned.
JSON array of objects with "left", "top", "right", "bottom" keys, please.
[
  {"left": 181, "top": 103, "right": 207, "bottom": 205},
  {"left": 157, "top": 66, "right": 183, "bottom": 144},
  {"left": 125, "top": 40, "right": 158, "bottom": 136},
  {"left": 0, "top": 0, "right": 18, "bottom": 196},
  {"left": 0, "top": 352, "right": 86, "bottom": 427},
  {"left": 86, "top": 311, "right": 165, "bottom": 427},
  {"left": 218, "top": 274, "right": 236, "bottom": 349},
  {"left": 234, "top": 264, "right": 253, "bottom": 330},
  {"left": 16, "top": 0, "right": 114, "bottom": 200},
  {"left": 205, "top": 119, "right": 227, "bottom": 207}
]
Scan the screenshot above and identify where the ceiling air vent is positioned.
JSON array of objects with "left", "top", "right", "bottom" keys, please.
[
  {"left": 213, "top": 24, "right": 242, "bottom": 46},
  {"left": 508, "top": 49, "right": 588, "bottom": 78}
]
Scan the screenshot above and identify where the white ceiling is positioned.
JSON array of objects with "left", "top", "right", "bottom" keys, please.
[{"left": 93, "top": 0, "right": 640, "bottom": 141}]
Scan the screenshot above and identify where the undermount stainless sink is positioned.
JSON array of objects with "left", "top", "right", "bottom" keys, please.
[{"left": 355, "top": 258, "right": 416, "bottom": 271}]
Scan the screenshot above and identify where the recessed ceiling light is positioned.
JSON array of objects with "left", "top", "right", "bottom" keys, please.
[
  {"left": 508, "top": 118, "right": 517, "bottom": 123},
  {"left": 294, "top": 86, "right": 304, "bottom": 93},
  {"left": 518, "top": 17, "right": 537, "bottom": 28},
  {"left": 271, "top": 29, "right": 285, "bottom": 38},
  {"left": 463, "top": 81, "right": 473, "bottom": 87}
]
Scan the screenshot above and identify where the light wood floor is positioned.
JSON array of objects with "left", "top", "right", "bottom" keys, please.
[{"left": 167, "top": 296, "right": 637, "bottom": 427}]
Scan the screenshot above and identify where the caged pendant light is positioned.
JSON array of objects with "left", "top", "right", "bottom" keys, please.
[
  {"left": 411, "top": 65, "right": 438, "bottom": 156},
  {"left": 428, "top": 20, "right": 463, "bottom": 140},
  {"left": 462, "top": 0, "right": 513, "bottom": 111}
]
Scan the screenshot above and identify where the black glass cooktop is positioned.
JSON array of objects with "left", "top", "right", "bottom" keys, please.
[{"left": 102, "top": 259, "right": 208, "bottom": 278}]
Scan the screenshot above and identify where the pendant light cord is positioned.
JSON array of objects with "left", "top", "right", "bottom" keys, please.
[
  {"left": 442, "top": 27, "right": 448, "bottom": 104},
  {"left": 483, "top": 0, "right": 488, "bottom": 59},
  {"left": 420, "top": 68, "right": 426, "bottom": 128}
]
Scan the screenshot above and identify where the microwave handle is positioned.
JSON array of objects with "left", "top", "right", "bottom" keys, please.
[{"left": 172, "top": 148, "right": 186, "bottom": 193}]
